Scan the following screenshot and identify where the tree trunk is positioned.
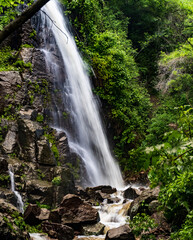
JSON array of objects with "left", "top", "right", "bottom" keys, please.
[{"left": 0, "top": 0, "right": 50, "bottom": 44}]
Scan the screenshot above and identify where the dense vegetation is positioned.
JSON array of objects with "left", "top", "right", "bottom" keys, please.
[{"left": 1, "top": 0, "right": 193, "bottom": 238}]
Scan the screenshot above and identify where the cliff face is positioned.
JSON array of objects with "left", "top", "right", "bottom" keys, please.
[{"left": 0, "top": 20, "right": 79, "bottom": 237}]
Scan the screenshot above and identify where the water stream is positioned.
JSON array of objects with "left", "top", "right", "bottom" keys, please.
[
  {"left": 8, "top": 164, "right": 24, "bottom": 213},
  {"left": 39, "top": 0, "right": 124, "bottom": 189}
]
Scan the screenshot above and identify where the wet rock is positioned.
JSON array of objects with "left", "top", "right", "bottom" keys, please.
[
  {"left": 123, "top": 187, "right": 139, "bottom": 200},
  {"left": 0, "top": 199, "right": 30, "bottom": 240},
  {"left": 49, "top": 194, "right": 99, "bottom": 225},
  {"left": 85, "top": 185, "right": 116, "bottom": 204},
  {"left": 87, "top": 185, "right": 116, "bottom": 194},
  {"left": 42, "top": 222, "right": 74, "bottom": 240},
  {"left": 128, "top": 186, "right": 160, "bottom": 219},
  {"left": 105, "top": 225, "right": 135, "bottom": 240},
  {"left": 82, "top": 222, "right": 105, "bottom": 236}
]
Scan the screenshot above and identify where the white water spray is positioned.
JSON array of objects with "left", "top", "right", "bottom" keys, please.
[
  {"left": 8, "top": 165, "right": 24, "bottom": 213},
  {"left": 41, "top": 0, "right": 124, "bottom": 188}
]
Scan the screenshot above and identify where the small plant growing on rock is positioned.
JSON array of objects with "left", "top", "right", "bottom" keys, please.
[
  {"left": 129, "top": 213, "right": 157, "bottom": 238},
  {"left": 36, "top": 113, "right": 44, "bottom": 122},
  {"left": 52, "top": 176, "right": 61, "bottom": 186}
]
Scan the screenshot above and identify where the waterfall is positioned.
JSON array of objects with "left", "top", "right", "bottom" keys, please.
[
  {"left": 40, "top": 0, "right": 124, "bottom": 189},
  {"left": 8, "top": 165, "right": 24, "bottom": 213}
]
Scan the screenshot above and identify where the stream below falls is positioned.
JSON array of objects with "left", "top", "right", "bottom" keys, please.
[{"left": 30, "top": 184, "right": 147, "bottom": 240}]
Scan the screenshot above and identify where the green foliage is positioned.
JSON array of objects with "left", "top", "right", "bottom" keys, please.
[
  {"left": 171, "top": 210, "right": 193, "bottom": 239},
  {"left": 0, "top": 0, "right": 33, "bottom": 30},
  {"left": 36, "top": 113, "right": 44, "bottom": 123},
  {"left": 13, "top": 60, "right": 32, "bottom": 73},
  {"left": 130, "top": 213, "right": 157, "bottom": 237},
  {"left": 36, "top": 201, "right": 51, "bottom": 210},
  {"left": 145, "top": 106, "right": 193, "bottom": 236},
  {"left": 44, "top": 132, "right": 60, "bottom": 165},
  {"left": 0, "top": 47, "right": 17, "bottom": 71},
  {"left": 52, "top": 176, "right": 61, "bottom": 186}
]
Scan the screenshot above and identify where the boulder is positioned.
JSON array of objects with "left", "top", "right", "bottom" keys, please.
[
  {"left": 87, "top": 185, "right": 116, "bottom": 194},
  {"left": 123, "top": 187, "right": 140, "bottom": 200},
  {"left": 49, "top": 194, "right": 99, "bottom": 225},
  {"left": 24, "top": 204, "right": 50, "bottom": 225},
  {"left": 42, "top": 222, "right": 74, "bottom": 240},
  {"left": 24, "top": 204, "right": 41, "bottom": 225},
  {"left": 85, "top": 185, "right": 117, "bottom": 204},
  {"left": 105, "top": 225, "right": 135, "bottom": 240},
  {"left": 128, "top": 186, "right": 160, "bottom": 219},
  {"left": 82, "top": 222, "right": 105, "bottom": 236}
]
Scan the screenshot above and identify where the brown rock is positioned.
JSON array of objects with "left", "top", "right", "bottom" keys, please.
[
  {"left": 105, "top": 225, "right": 135, "bottom": 240},
  {"left": 42, "top": 222, "right": 74, "bottom": 240},
  {"left": 49, "top": 194, "right": 99, "bottom": 225},
  {"left": 24, "top": 204, "right": 41, "bottom": 225}
]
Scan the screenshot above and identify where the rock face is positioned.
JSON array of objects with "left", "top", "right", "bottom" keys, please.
[
  {"left": 105, "top": 225, "right": 135, "bottom": 240},
  {"left": 0, "top": 199, "right": 30, "bottom": 240},
  {"left": 49, "top": 194, "right": 99, "bottom": 225},
  {"left": 128, "top": 186, "right": 160, "bottom": 219},
  {"left": 0, "top": 71, "right": 23, "bottom": 114}
]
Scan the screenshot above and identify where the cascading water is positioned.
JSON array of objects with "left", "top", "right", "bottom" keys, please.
[
  {"left": 39, "top": 0, "right": 124, "bottom": 189},
  {"left": 8, "top": 165, "right": 24, "bottom": 213}
]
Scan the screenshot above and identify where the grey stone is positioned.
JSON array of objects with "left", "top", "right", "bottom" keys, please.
[
  {"left": 105, "top": 225, "right": 135, "bottom": 240},
  {"left": 2, "top": 130, "right": 17, "bottom": 153},
  {"left": 82, "top": 222, "right": 105, "bottom": 236}
]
